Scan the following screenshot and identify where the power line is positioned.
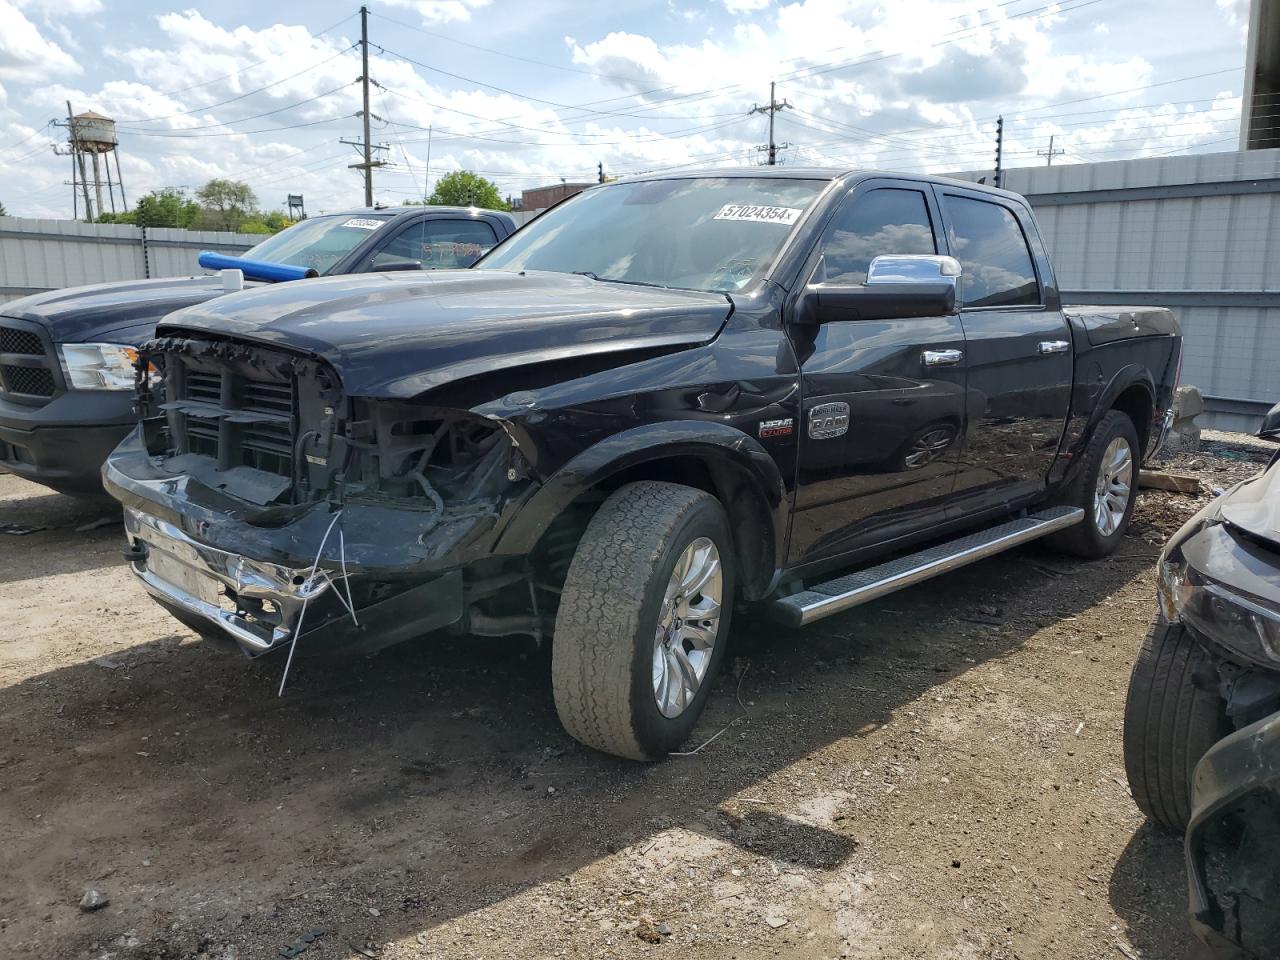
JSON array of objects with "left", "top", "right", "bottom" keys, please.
[
  {"left": 118, "top": 45, "right": 357, "bottom": 123},
  {"left": 116, "top": 83, "right": 355, "bottom": 133}
]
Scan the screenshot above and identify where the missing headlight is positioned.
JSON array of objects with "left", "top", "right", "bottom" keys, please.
[{"left": 346, "top": 401, "right": 522, "bottom": 510}]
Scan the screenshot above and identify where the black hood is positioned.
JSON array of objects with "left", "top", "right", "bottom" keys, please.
[
  {"left": 1, "top": 276, "right": 253, "bottom": 344},
  {"left": 158, "top": 270, "right": 733, "bottom": 399}
]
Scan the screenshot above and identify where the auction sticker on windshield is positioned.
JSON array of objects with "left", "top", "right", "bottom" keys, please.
[
  {"left": 341, "top": 218, "right": 383, "bottom": 230},
  {"left": 714, "top": 203, "right": 803, "bottom": 225}
]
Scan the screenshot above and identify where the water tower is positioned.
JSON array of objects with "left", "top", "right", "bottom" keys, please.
[{"left": 55, "top": 102, "right": 127, "bottom": 222}]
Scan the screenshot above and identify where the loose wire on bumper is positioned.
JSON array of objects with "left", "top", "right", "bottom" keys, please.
[{"left": 277, "top": 508, "right": 357, "bottom": 696}]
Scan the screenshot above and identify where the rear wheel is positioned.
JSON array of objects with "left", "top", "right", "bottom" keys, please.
[
  {"left": 551, "top": 481, "right": 734, "bottom": 760},
  {"left": 1123, "top": 621, "right": 1231, "bottom": 831},
  {"left": 1046, "top": 409, "right": 1140, "bottom": 559}
]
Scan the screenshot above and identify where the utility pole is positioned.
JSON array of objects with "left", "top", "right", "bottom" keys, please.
[
  {"left": 751, "top": 82, "right": 792, "bottom": 166},
  {"left": 1037, "top": 134, "right": 1064, "bottom": 166},
  {"left": 994, "top": 115, "right": 1004, "bottom": 189},
  {"left": 346, "top": 5, "right": 386, "bottom": 206}
]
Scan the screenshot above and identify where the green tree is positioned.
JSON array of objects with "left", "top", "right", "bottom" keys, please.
[
  {"left": 195, "top": 178, "right": 258, "bottom": 230},
  {"left": 238, "top": 211, "right": 292, "bottom": 235},
  {"left": 0, "top": 201, "right": 7, "bottom": 217},
  {"left": 426, "top": 171, "right": 510, "bottom": 211},
  {"left": 128, "top": 188, "right": 202, "bottom": 228}
]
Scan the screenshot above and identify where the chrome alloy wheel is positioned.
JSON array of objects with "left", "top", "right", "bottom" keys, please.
[
  {"left": 652, "top": 537, "right": 723, "bottom": 719},
  {"left": 1093, "top": 435, "right": 1134, "bottom": 536}
]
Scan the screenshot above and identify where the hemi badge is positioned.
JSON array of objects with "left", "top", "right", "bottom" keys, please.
[
  {"left": 758, "top": 418, "right": 794, "bottom": 439},
  {"left": 305, "top": 454, "right": 328, "bottom": 466}
]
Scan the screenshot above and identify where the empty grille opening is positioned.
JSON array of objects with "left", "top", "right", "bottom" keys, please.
[
  {"left": 0, "top": 327, "right": 45, "bottom": 357},
  {"left": 243, "top": 380, "right": 292, "bottom": 416},
  {"left": 186, "top": 416, "right": 219, "bottom": 458},
  {"left": 241, "top": 422, "right": 293, "bottom": 476},
  {"left": 185, "top": 371, "right": 222, "bottom": 404},
  {"left": 2, "top": 365, "right": 55, "bottom": 397}
]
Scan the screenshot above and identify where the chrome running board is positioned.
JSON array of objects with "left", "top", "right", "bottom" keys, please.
[{"left": 771, "top": 506, "right": 1084, "bottom": 627}]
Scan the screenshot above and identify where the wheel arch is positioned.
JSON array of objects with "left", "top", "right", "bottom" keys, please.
[{"left": 496, "top": 421, "right": 788, "bottom": 600}]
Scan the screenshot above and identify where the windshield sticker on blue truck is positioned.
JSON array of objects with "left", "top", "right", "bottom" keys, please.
[
  {"left": 341, "top": 218, "right": 383, "bottom": 230},
  {"left": 714, "top": 204, "right": 803, "bottom": 225}
]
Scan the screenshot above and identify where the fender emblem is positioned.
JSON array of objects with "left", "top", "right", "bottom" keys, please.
[
  {"left": 808, "top": 401, "right": 850, "bottom": 440},
  {"left": 758, "top": 418, "right": 794, "bottom": 439}
]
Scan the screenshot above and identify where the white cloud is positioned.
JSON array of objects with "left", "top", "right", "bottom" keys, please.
[
  {"left": 1216, "top": 0, "right": 1250, "bottom": 26},
  {"left": 12, "top": 0, "right": 103, "bottom": 14},
  {"left": 723, "top": 0, "right": 770, "bottom": 13},
  {"left": 377, "top": 0, "right": 493, "bottom": 25},
  {"left": 0, "top": 0, "right": 81, "bottom": 83}
]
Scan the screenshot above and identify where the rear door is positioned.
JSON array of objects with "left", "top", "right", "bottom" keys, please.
[
  {"left": 366, "top": 217, "right": 501, "bottom": 270},
  {"left": 787, "top": 179, "right": 968, "bottom": 567},
  {"left": 933, "top": 187, "right": 1073, "bottom": 512}
]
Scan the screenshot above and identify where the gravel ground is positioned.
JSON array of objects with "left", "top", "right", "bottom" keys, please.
[{"left": 1, "top": 433, "right": 1273, "bottom": 960}]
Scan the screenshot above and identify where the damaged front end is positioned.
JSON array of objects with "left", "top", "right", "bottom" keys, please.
[
  {"left": 104, "top": 334, "right": 536, "bottom": 657},
  {"left": 1187, "top": 709, "right": 1280, "bottom": 960}
]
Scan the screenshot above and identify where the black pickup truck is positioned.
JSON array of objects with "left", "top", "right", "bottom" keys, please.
[
  {"left": 0, "top": 205, "right": 514, "bottom": 495},
  {"left": 104, "top": 170, "right": 1181, "bottom": 760}
]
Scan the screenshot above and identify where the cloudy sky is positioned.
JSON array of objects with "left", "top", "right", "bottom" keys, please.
[{"left": 0, "top": 0, "right": 1254, "bottom": 219}]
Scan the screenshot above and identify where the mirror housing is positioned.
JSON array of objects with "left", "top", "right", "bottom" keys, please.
[
  {"left": 377, "top": 260, "right": 424, "bottom": 273},
  {"left": 1258, "top": 401, "right": 1280, "bottom": 441},
  {"left": 801, "top": 254, "right": 961, "bottom": 325}
]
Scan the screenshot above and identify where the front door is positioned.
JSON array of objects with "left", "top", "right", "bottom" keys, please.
[
  {"left": 787, "top": 181, "right": 967, "bottom": 568},
  {"left": 932, "top": 187, "right": 1073, "bottom": 513}
]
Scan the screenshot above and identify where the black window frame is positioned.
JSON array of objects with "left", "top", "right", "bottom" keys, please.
[
  {"left": 365, "top": 216, "right": 501, "bottom": 271},
  {"left": 797, "top": 178, "right": 945, "bottom": 296},
  {"left": 934, "top": 189, "right": 1044, "bottom": 311}
]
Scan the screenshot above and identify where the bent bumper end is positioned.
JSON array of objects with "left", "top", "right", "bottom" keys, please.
[{"left": 123, "top": 507, "right": 465, "bottom": 657}]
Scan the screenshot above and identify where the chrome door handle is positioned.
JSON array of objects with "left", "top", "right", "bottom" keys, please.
[
  {"left": 1038, "top": 340, "right": 1070, "bottom": 355},
  {"left": 922, "top": 349, "right": 963, "bottom": 367}
]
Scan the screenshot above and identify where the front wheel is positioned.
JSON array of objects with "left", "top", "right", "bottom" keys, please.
[
  {"left": 551, "top": 481, "right": 734, "bottom": 760},
  {"left": 1122, "top": 621, "right": 1231, "bottom": 831}
]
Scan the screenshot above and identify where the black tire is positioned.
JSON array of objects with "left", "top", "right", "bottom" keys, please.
[
  {"left": 1122, "top": 621, "right": 1231, "bottom": 831},
  {"left": 1045, "top": 409, "right": 1141, "bottom": 559},
  {"left": 551, "top": 481, "right": 734, "bottom": 760}
]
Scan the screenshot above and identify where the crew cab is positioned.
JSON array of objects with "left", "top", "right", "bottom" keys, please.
[
  {"left": 0, "top": 206, "right": 515, "bottom": 495},
  {"left": 103, "top": 170, "right": 1181, "bottom": 760}
]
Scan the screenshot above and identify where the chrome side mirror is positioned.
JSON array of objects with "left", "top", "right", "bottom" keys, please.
[
  {"left": 866, "top": 254, "right": 962, "bottom": 285},
  {"left": 803, "top": 253, "right": 961, "bottom": 325}
]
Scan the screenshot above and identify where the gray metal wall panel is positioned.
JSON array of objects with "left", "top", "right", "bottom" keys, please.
[
  {"left": 0, "top": 216, "right": 255, "bottom": 306},
  {"left": 954, "top": 149, "right": 1280, "bottom": 430}
]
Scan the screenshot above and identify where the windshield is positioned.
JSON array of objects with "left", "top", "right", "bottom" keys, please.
[
  {"left": 242, "top": 214, "right": 392, "bottom": 275},
  {"left": 477, "top": 177, "right": 827, "bottom": 292}
]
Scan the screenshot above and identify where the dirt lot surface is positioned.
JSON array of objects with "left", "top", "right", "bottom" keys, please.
[{"left": 1, "top": 435, "right": 1272, "bottom": 960}]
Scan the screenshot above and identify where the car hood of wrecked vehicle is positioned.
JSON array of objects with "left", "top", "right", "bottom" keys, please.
[
  {"left": 155, "top": 269, "right": 734, "bottom": 399},
  {"left": 1219, "top": 455, "right": 1280, "bottom": 551}
]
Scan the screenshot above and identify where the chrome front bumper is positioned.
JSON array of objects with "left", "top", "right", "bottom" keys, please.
[{"left": 124, "top": 507, "right": 330, "bottom": 654}]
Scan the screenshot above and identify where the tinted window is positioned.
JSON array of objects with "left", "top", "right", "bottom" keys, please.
[
  {"left": 372, "top": 219, "right": 499, "bottom": 270},
  {"left": 821, "top": 188, "right": 936, "bottom": 284},
  {"left": 477, "top": 177, "right": 826, "bottom": 292},
  {"left": 944, "top": 197, "right": 1040, "bottom": 307}
]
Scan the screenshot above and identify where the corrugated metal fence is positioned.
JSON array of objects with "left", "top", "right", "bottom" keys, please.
[
  {"left": 0, "top": 217, "right": 257, "bottom": 307},
  {"left": 955, "top": 148, "right": 1280, "bottom": 432}
]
